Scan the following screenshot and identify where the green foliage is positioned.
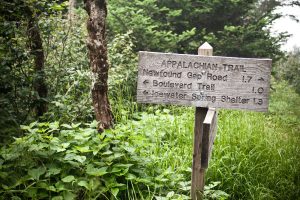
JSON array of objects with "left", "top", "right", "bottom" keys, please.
[
  {"left": 205, "top": 21, "right": 286, "bottom": 61},
  {"left": 0, "top": 0, "right": 69, "bottom": 140},
  {"left": 0, "top": 121, "right": 149, "bottom": 199},
  {"left": 274, "top": 48, "right": 300, "bottom": 93},
  {"left": 0, "top": 111, "right": 230, "bottom": 200},
  {"left": 107, "top": 0, "right": 197, "bottom": 53},
  {"left": 107, "top": 0, "right": 289, "bottom": 59},
  {"left": 42, "top": 12, "right": 142, "bottom": 124},
  {"left": 41, "top": 9, "right": 93, "bottom": 123},
  {"left": 108, "top": 31, "right": 139, "bottom": 122}
]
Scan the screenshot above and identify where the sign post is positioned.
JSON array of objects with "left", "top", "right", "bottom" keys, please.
[
  {"left": 191, "top": 42, "right": 213, "bottom": 199},
  {"left": 136, "top": 42, "right": 272, "bottom": 199}
]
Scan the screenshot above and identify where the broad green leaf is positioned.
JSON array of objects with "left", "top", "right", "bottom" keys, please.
[
  {"left": 48, "top": 186, "right": 56, "bottom": 192},
  {"left": 50, "top": 141, "right": 70, "bottom": 152},
  {"left": 37, "top": 182, "right": 49, "bottom": 189},
  {"left": 71, "top": 123, "right": 81, "bottom": 128},
  {"left": 0, "top": 172, "right": 8, "bottom": 179},
  {"left": 46, "top": 167, "right": 61, "bottom": 177},
  {"left": 29, "top": 121, "right": 37, "bottom": 129},
  {"left": 166, "top": 191, "right": 175, "bottom": 198},
  {"left": 28, "top": 167, "right": 46, "bottom": 180},
  {"left": 86, "top": 164, "right": 108, "bottom": 176},
  {"left": 75, "top": 146, "right": 90, "bottom": 153},
  {"left": 20, "top": 125, "right": 30, "bottom": 130},
  {"left": 61, "top": 124, "right": 72, "bottom": 129},
  {"left": 179, "top": 181, "right": 190, "bottom": 191},
  {"left": 63, "top": 191, "right": 76, "bottom": 200},
  {"left": 52, "top": 196, "right": 63, "bottom": 200},
  {"left": 102, "top": 150, "right": 113, "bottom": 155},
  {"left": 111, "top": 188, "right": 119, "bottom": 198},
  {"left": 125, "top": 173, "right": 136, "bottom": 180},
  {"left": 204, "top": 181, "right": 220, "bottom": 190},
  {"left": 89, "top": 120, "right": 98, "bottom": 128},
  {"left": 64, "top": 153, "right": 86, "bottom": 163},
  {"left": 28, "top": 143, "right": 48, "bottom": 152},
  {"left": 27, "top": 188, "right": 37, "bottom": 198},
  {"left": 78, "top": 180, "right": 90, "bottom": 190},
  {"left": 55, "top": 181, "right": 66, "bottom": 192},
  {"left": 108, "top": 182, "right": 126, "bottom": 188},
  {"left": 155, "top": 196, "right": 168, "bottom": 200},
  {"left": 105, "top": 153, "right": 124, "bottom": 162},
  {"left": 49, "top": 121, "right": 59, "bottom": 130},
  {"left": 61, "top": 143, "right": 70, "bottom": 148},
  {"left": 61, "top": 175, "right": 75, "bottom": 183},
  {"left": 2, "top": 184, "right": 9, "bottom": 190},
  {"left": 113, "top": 163, "right": 134, "bottom": 168},
  {"left": 89, "top": 178, "right": 101, "bottom": 191},
  {"left": 136, "top": 178, "right": 152, "bottom": 184},
  {"left": 92, "top": 143, "right": 108, "bottom": 155}
]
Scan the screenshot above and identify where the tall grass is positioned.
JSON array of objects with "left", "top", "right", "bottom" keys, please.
[{"left": 209, "top": 81, "right": 299, "bottom": 199}]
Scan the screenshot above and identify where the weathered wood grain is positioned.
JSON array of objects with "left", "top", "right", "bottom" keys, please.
[
  {"left": 201, "top": 108, "right": 217, "bottom": 169},
  {"left": 137, "top": 51, "right": 272, "bottom": 112},
  {"left": 191, "top": 107, "right": 207, "bottom": 200}
]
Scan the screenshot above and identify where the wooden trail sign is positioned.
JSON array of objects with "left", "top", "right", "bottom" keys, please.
[{"left": 137, "top": 51, "right": 272, "bottom": 111}]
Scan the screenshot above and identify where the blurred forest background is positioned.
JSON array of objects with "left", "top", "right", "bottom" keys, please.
[{"left": 0, "top": 0, "right": 299, "bottom": 199}]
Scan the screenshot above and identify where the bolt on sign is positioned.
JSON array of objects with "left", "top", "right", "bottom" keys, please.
[{"left": 137, "top": 52, "right": 272, "bottom": 112}]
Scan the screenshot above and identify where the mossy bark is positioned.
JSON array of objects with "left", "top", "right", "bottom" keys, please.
[{"left": 84, "top": 0, "right": 114, "bottom": 132}]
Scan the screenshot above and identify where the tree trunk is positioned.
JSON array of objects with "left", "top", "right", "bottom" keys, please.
[
  {"left": 84, "top": 0, "right": 114, "bottom": 132},
  {"left": 27, "top": 15, "right": 48, "bottom": 117}
]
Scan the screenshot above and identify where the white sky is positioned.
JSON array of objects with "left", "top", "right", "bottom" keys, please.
[{"left": 271, "top": 5, "right": 300, "bottom": 52}]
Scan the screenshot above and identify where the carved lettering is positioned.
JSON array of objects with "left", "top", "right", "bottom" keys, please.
[
  {"left": 197, "top": 83, "right": 215, "bottom": 91},
  {"left": 207, "top": 73, "right": 227, "bottom": 81},
  {"left": 192, "top": 94, "right": 217, "bottom": 103},
  {"left": 221, "top": 96, "right": 250, "bottom": 104},
  {"left": 153, "top": 80, "right": 192, "bottom": 89},
  {"left": 138, "top": 52, "right": 272, "bottom": 111},
  {"left": 223, "top": 64, "right": 246, "bottom": 72},
  {"left": 143, "top": 69, "right": 182, "bottom": 78},
  {"left": 151, "top": 90, "right": 187, "bottom": 99},
  {"left": 187, "top": 72, "right": 203, "bottom": 80}
]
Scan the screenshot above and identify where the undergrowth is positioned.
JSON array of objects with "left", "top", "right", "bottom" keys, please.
[{"left": 1, "top": 80, "right": 299, "bottom": 200}]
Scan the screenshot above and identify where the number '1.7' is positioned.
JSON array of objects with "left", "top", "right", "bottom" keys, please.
[{"left": 242, "top": 75, "right": 252, "bottom": 83}]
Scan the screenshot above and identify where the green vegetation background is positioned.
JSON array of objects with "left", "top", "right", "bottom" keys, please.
[{"left": 0, "top": 0, "right": 300, "bottom": 199}]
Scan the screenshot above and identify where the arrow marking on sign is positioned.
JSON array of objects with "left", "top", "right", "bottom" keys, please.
[
  {"left": 143, "top": 80, "right": 149, "bottom": 84},
  {"left": 258, "top": 77, "right": 264, "bottom": 81},
  {"left": 143, "top": 90, "right": 149, "bottom": 95}
]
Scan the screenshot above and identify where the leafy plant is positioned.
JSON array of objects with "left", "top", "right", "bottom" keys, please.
[{"left": 0, "top": 120, "right": 151, "bottom": 199}]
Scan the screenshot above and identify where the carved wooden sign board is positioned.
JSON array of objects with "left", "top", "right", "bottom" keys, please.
[{"left": 137, "top": 51, "right": 272, "bottom": 112}]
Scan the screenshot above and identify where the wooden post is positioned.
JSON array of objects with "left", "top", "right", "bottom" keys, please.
[
  {"left": 201, "top": 108, "right": 217, "bottom": 169},
  {"left": 191, "top": 42, "right": 213, "bottom": 200}
]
